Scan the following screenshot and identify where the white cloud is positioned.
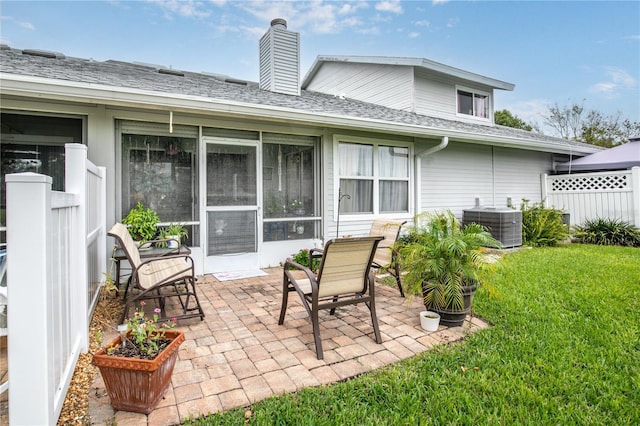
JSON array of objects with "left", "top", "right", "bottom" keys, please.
[
  {"left": 408, "top": 31, "right": 420, "bottom": 38},
  {"left": 148, "top": 0, "right": 211, "bottom": 19},
  {"left": 414, "top": 19, "right": 430, "bottom": 27},
  {"left": 17, "top": 20, "right": 35, "bottom": 30},
  {"left": 606, "top": 67, "right": 637, "bottom": 87},
  {"left": 447, "top": 17, "right": 459, "bottom": 28},
  {"left": 1, "top": 16, "right": 35, "bottom": 31},
  {"left": 234, "top": 1, "right": 371, "bottom": 36},
  {"left": 432, "top": 0, "right": 449, "bottom": 5},
  {"left": 589, "top": 67, "right": 638, "bottom": 99},
  {"left": 375, "top": 1, "right": 403, "bottom": 14},
  {"left": 502, "top": 99, "right": 550, "bottom": 129},
  {"left": 338, "top": 1, "right": 369, "bottom": 15},
  {"left": 356, "top": 26, "right": 380, "bottom": 35}
]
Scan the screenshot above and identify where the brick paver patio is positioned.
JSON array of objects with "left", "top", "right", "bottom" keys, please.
[{"left": 88, "top": 268, "right": 488, "bottom": 425}]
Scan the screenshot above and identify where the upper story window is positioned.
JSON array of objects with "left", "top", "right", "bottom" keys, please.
[
  {"left": 336, "top": 138, "right": 411, "bottom": 215},
  {"left": 457, "top": 87, "right": 490, "bottom": 119}
]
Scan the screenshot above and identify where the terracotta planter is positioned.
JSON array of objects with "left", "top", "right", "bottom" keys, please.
[{"left": 92, "top": 330, "right": 185, "bottom": 414}]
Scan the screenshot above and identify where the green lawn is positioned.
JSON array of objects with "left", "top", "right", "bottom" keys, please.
[{"left": 187, "top": 244, "right": 640, "bottom": 425}]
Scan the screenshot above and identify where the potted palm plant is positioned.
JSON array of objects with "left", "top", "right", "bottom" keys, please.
[
  {"left": 92, "top": 302, "right": 184, "bottom": 414},
  {"left": 398, "top": 211, "right": 501, "bottom": 327}
]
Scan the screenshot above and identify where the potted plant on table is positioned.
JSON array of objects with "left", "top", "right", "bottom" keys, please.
[
  {"left": 122, "top": 202, "right": 159, "bottom": 246},
  {"left": 398, "top": 211, "right": 501, "bottom": 327},
  {"left": 92, "top": 302, "right": 185, "bottom": 414},
  {"left": 159, "top": 223, "right": 189, "bottom": 248}
]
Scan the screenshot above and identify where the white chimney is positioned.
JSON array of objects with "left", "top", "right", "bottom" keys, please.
[{"left": 259, "top": 18, "right": 300, "bottom": 96}]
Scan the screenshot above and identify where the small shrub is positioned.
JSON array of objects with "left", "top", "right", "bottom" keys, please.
[
  {"left": 574, "top": 218, "right": 640, "bottom": 247},
  {"left": 122, "top": 202, "right": 159, "bottom": 242},
  {"left": 520, "top": 200, "right": 568, "bottom": 247},
  {"left": 291, "top": 249, "right": 320, "bottom": 272}
]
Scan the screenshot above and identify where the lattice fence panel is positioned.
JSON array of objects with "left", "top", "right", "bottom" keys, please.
[
  {"left": 544, "top": 169, "right": 638, "bottom": 227},
  {"left": 550, "top": 174, "right": 628, "bottom": 192}
]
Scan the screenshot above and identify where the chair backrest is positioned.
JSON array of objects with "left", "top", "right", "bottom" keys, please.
[
  {"left": 369, "top": 219, "right": 406, "bottom": 267},
  {"left": 316, "top": 236, "right": 383, "bottom": 298},
  {"left": 108, "top": 223, "right": 142, "bottom": 269}
]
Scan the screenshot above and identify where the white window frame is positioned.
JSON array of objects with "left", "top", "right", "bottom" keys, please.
[
  {"left": 333, "top": 135, "right": 413, "bottom": 221},
  {"left": 455, "top": 85, "right": 491, "bottom": 121}
]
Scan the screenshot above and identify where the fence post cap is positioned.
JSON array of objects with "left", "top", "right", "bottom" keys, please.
[{"left": 5, "top": 172, "right": 52, "bottom": 184}]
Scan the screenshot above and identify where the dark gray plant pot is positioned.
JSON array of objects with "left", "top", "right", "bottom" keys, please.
[{"left": 425, "top": 283, "right": 477, "bottom": 327}]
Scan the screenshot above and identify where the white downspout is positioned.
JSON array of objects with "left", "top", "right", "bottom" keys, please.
[{"left": 415, "top": 136, "right": 449, "bottom": 215}]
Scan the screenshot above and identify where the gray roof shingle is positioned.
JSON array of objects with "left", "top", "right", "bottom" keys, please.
[{"left": 0, "top": 47, "right": 598, "bottom": 154}]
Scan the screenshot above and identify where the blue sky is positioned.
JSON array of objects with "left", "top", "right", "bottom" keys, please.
[{"left": 1, "top": 0, "right": 639, "bottom": 132}]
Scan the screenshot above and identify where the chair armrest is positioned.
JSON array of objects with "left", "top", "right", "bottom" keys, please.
[
  {"left": 309, "top": 248, "right": 324, "bottom": 258},
  {"left": 284, "top": 258, "right": 317, "bottom": 284}
]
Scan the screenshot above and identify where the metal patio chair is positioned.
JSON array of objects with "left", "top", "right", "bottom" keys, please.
[
  {"left": 278, "top": 236, "right": 384, "bottom": 360},
  {"left": 108, "top": 223, "right": 204, "bottom": 324}
]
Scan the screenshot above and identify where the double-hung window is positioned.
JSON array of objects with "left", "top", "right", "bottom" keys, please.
[
  {"left": 337, "top": 138, "right": 411, "bottom": 215},
  {"left": 457, "top": 87, "right": 490, "bottom": 119}
]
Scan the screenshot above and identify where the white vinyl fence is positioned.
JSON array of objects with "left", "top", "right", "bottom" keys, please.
[
  {"left": 542, "top": 167, "right": 640, "bottom": 227},
  {"left": 5, "top": 144, "right": 106, "bottom": 425}
]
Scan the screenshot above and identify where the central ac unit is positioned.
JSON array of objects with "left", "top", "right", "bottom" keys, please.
[{"left": 462, "top": 207, "right": 522, "bottom": 248}]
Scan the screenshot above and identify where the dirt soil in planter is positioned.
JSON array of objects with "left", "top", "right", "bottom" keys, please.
[
  {"left": 106, "top": 338, "right": 171, "bottom": 360},
  {"left": 57, "top": 289, "right": 123, "bottom": 425}
]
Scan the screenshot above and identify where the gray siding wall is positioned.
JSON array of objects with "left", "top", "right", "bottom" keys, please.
[
  {"left": 305, "top": 63, "right": 414, "bottom": 111},
  {"left": 420, "top": 142, "right": 494, "bottom": 217},
  {"left": 413, "top": 71, "right": 456, "bottom": 118},
  {"left": 493, "top": 147, "right": 551, "bottom": 208},
  {"left": 419, "top": 141, "right": 552, "bottom": 217}
]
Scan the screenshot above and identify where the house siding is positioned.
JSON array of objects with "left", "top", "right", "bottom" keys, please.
[
  {"left": 413, "top": 71, "right": 454, "bottom": 118},
  {"left": 419, "top": 141, "right": 552, "bottom": 217},
  {"left": 493, "top": 147, "right": 550, "bottom": 208},
  {"left": 304, "top": 62, "right": 414, "bottom": 112},
  {"left": 420, "top": 142, "right": 494, "bottom": 216}
]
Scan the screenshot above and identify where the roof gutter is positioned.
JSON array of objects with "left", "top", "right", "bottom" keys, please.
[
  {"left": 415, "top": 136, "right": 449, "bottom": 216},
  {"left": 417, "top": 136, "right": 449, "bottom": 159}
]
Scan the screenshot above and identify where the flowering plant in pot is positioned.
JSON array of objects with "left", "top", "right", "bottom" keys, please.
[
  {"left": 92, "top": 302, "right": 185, "bottom": 414},
  {"left": 398, "top": 211, "right": 501, "bottom": 327}
]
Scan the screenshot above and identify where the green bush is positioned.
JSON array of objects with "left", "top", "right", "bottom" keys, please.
[
  {"left": 574, "top": 218, "right": 640, "bottom": 247},
  {"left": 291, "top": 249, "right": 321, "bottom": 272},
  {"left": 122, "top": 202, "right": 159, "bottom": 242},
  {"left": 520, "top": 199, "right": 568, "bottom": 247}
]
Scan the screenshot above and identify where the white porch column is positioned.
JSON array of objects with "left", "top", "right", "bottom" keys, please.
[{"left": 6, "top": 172, "right": 56, "bottom": 426}]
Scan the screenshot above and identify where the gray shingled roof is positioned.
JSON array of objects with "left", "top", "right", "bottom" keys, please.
[{"left": 0, "top": 47, "right": 598, "bottom": 154}]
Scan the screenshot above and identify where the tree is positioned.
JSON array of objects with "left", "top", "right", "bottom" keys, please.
[
  {"left": 543, "top": 102, "right": 585, "bottom": 141},
  {"left": 581, "top": 110, "right": 640, "bottom": 147},
  {"left": 495, "top": 109, "right": 533, "bottom": 131},
  {"left": 542, "top": 102, "right": 640, "bottom": 147}
]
